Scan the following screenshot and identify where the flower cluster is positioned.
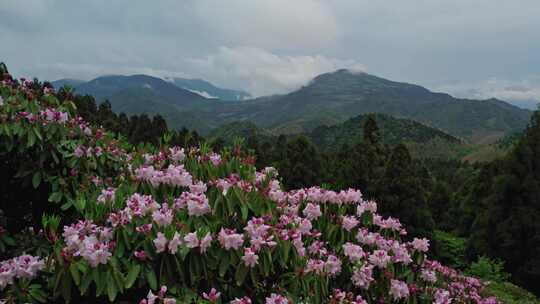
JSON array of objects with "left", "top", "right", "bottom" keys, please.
[
  {"left": 135, "top": 165, "right": 193, "bottom": 188},
  {"left": 97, "top": 187, "right": 116, "bottom": 204},
  {"left": 39, "top": 107, "right": 69, "bottom": 124},
  {"left": 62, "top": 220, "right": 113, "bottom": 267},
  {"left": 140, "top": 286, "right": 177, "bottom": 304},
  {"left": 0, "top": 255, "right": 45, "bottom": 289}
]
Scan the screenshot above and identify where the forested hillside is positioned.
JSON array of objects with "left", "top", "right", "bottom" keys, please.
[{"left": 1, "top": 63, "right": 520, "bottom": 303}]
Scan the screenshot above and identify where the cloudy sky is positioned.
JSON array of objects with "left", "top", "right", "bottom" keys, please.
[{"left": 1, "top": 1, "right": 539, "bottom": 108}]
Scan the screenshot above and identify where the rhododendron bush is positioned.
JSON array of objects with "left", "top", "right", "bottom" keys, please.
[{"left": 0, "top": 74, "right": 499, "bottom": 303}]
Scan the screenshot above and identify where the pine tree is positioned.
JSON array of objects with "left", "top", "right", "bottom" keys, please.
[
  {"left": 377, "top": 144, "right": 434, "bottom": 237},
  {"left": 280, "top": 136, "right": 322, "bottom": 189}
]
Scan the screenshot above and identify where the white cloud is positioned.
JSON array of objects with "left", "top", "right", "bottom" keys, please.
[
  {"left": 192, "top": 0, "right": 338, "bottom": 50},
  {"left": 184, "top": 89, "right": 218, "bottom": 99},
  {"left": 187, "top": 46, "right": 365, "bottom": 96},
  {"left": 1, "top": 0, "right": 540, "bottom": 100},
  {"left": 433, "top": 77, "right": 540, "bottom": 109}
]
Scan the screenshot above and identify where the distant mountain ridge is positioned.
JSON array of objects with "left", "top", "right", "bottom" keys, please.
[
  {"left": 51, "top": 69, "right": 531, "bottom": 142},
  {"left": 50, "top": 78, "right": 85, "bottom": 89},
  {"left": 202, "top": 69, "right": 530, "bottom": 142}
]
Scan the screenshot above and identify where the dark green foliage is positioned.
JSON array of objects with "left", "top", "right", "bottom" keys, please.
[
  {"left": 278, "top": 136, "right": 322, "bottom": 189},
  {"left": 255, "top": 118, "right": 437, "bottom": 238},
  {"left": 62, "top": 90, "right": 203, "bottom": 146},
  {"left": 465, "top": 256, "right": 510, "bottom": 283},
  {"left": 213, "top": 113, "right": 465, "bottom": 160},
  {"left": 376, "top": 144, "right": 435, "bottom": 236},
  {"left": 431, "top": 230, "right": 468, "bottom": 269},
  {"left": 465, "top": 111, "right": 540, "bottom": 294}
]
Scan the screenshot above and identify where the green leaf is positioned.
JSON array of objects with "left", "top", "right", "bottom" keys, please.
[
  {"left": 80, "top": 273, "right": 93, "bottom": 295},
  {"left": 33, "top": 127, "right": 43, "bottom": 141},
  {"left": 235, "top": 264, "right": 249, "bottom": 286},
  {"left": 29, "top": 286, "right": 47, "bottom": 303},
  {"left": 61, "top": 272, "right": 72, "bottom": 302},
  {"left": 49, "top": 192, "right": 63, "bottom": 203},
  {"left": 219, "top": 252, "right": 230, "bottom": 277},
  {"left": 145, "top": 268, "right": 158, "bottom": 290},
  {"left": 240, "top": 202, "right": 248, "bottom": 221},
  {"left": 125, "top": 264, "right": 141, "bottom": 289},
  {"left": 69, "top": 264, "right": 81, "bottom": 286},
  {"left": 32, "top": 172, "right": 41, "bottom": 189},
  {"left": 107, "top": 272, "right": 118, "bottom": 302},
  {"left": 27, "top": 130, "right": 36, "bottom": 147}
]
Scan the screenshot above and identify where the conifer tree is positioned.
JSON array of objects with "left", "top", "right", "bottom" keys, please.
[{"left": 377, "top": 144, "right": 434, "bottom": 237}]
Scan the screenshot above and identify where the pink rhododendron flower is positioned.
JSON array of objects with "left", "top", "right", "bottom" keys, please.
[
  {"left": 134, "top": 250, "right": 147, "bottom": 261},
  {"left": 411, "top": 237, "right": 430, "bottom": 252},
  {"left": 153, "top": 232, "right": 168, "bottom": 253},
  {"left": 218, "top": 228, "right": 244, "bottom": 250},
  {"left": 189, "top": 181, "right": 207, "bottom": 194},
  {"left": 390, "top": 279, "right": 410, "bottom": 300},
  {"left": 199, "top": 232, "right": 213, "bottom": 253},
  {"left": 186, "top": 193, "right": 210, "bottom": 216},
  {"left": 433, "top": 288, "right": 452, "bottom": 304},
  {"left": 209, "top": 152, "right": 222, "bottom": 166},
  {"left": 265, "top": 293, "right": 288, "bottom": 304},
  {"left": 97, "top": 187, "right": 116, "bottom": 204},
  {"left": 62, "top": 220, "right": 113, "bottom": 267},
  {"left": 342, "top": 242, "right": 365, "bottom": 262},
  {"left": 369, "top": 250, "right": 391, "bottom": 268},
  {"left": 0, "top": 254, "right": 45, "bottom": 289},
  {"left": 74, "top": 145, "right": 85, "bottom": 158},
  {"left": 136, "top": 224, "right": 153, "bottom": 234},
  {"left": 168, "top": 232, "right": 183, "bottom": 254},
  {"left": 391, "top": 243, "right": 412, "bottom": 264},
  {"left": 202, "top": 288, "right": 221, "bottom": 302},
  {"left": 324, "top": 255, "right": 342, "bottom": 276},
  {"left": 231, "top": 297, "right": 252, "bottom": 304},
  {"left": 241, "top": 247, "right": 259, "bottom": 268},
  {"left": 305, "top": 259, "right": 325, "bottom": 275},
  {"left": 184, "top": 232, "right": 199, "bottom": 248},
  {"left": 352, "top": 295, "right": 368, "bottom": 304},
  {"left": 420, "top": 269, "right": 437, "bottom": 283},
  {"left": 175, "top": 192, "right": 211, "bottom": 216},
  {"left": 341, "top": 215, "right": 359, "bottom": 231},
  {"left": 303, "top": 203, "right": 322, "bottom": 220},
  {"left": 351, "top": 264, "right": 374, "bottom": 289},
  {"left": 169, "top": 147, "right": 185, "bottom": 163},
  {"left": 152, "top": 204, "right": 173, "bottom": 227}
]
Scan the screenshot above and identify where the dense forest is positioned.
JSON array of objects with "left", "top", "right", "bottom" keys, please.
[{"left": 1, "top": 62, "right": 539, "bottom": 303}]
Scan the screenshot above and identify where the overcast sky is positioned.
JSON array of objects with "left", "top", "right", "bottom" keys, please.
[{"left": 1, "top": 0, "right": 539, "bottom": 108}]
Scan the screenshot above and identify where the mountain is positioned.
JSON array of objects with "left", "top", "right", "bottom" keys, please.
[
  {"left": 168, "top": 77, "right": 251, "bottom": 101},
  {"left": 50, "top": 78, "right": 85, "bottom": 89},
  {"left": 307, "top": 113, "right": 471, "bottom": 160},
  {"left": 198, "top": 69, "right": 530, "bottom": 142},
  {"left": 50, "top": 75, "right": 225, "bottom": 132},
  {"left": 307, "top": 113, "right": 461, "bottom": 148},
  {"left": 210, "top": 114, "right": 466, "bottom": 159},
  {"left": 50, "top": 70, "right": 531, "bottom": 143},
  {"left": 74, "top": 74, "right": 207, "bottom": 105}
]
